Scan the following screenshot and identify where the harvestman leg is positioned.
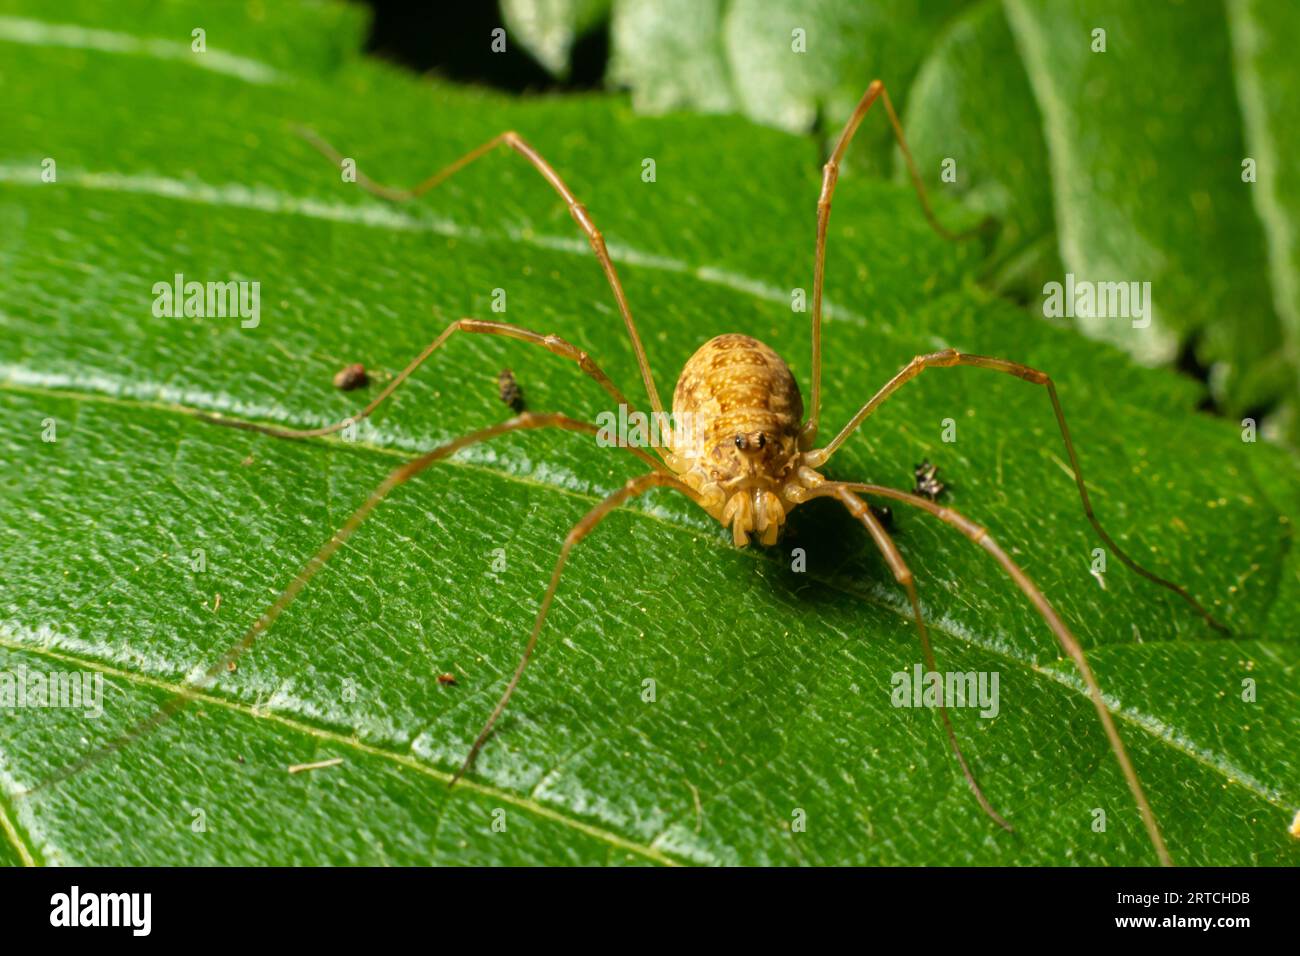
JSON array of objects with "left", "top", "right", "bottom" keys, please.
[
  {"left": 834, "top": 481, "right": 1173, "bottom": 866},
  {"left": 807, "top": 348, "right": 1228, "bottom": 633},
  {"left": 816, "top": 483, "right": 1013, "bottom": 832},
  {"left": 26, "top": 413, "right": 664, "bottom": 795},
  {"left": 297, "top": 126, "right": 666, "bottom": 418},
  {"left": 805, "top": 79, "right": 986, "bottom": 446},
  {"left": 196, "top": 318, "right": 654, "bottom": 452},
  {"left": 454, "top": 471, "right": 701, "bottom": 782},
  {"left": 35, "top": 126, "right": 680, "bottom": 788}
]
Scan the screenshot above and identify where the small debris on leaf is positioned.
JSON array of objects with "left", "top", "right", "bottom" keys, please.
[
  {"left": 333, "top": 363, "right": 368, "bottom": 391},
  {"left": 913, "top": 460, "right": 946, "bottom": 500},
  {"left": 498, "top": 368, "right": 524, "bottom": 412},
  {"left": 288, "top": 757, "right": 344, "bottom": 775}
]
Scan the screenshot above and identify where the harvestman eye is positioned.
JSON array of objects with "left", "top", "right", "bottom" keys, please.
[{"left": 33, "top": 80, "right": 1231, "bottom": 868}]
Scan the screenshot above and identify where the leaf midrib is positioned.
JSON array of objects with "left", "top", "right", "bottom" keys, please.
[
  {"left": 0, "top": 15, "right": 284, "bottom": 84},
  {"left": 0, "top": 634, "right": 681, "bottom": 866},
  {"left": 0, "top": 795, "right": 37, "bottom": 866}
]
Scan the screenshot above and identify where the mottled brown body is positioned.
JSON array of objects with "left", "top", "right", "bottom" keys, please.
[{"left": 669, "top": 334, "right": 822, "bottom": 546}]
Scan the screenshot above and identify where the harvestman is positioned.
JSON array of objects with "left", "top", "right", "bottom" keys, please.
[{"left": 39, "top": 80, "right": 1227, "bottom": 865}]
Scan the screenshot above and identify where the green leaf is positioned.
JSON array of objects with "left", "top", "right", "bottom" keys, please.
[
  {"left": 0, "top": 0, "right": 369, "bottom": 78},
  {"left": 1001, "top": 0, "right": 1293, "bottom": 418},
  {"left": 1, "top": 1, "right": 1298, "bottom": 866},
  {"left": 1228, "top": 0, "right": 1300, "bottom": 437},
  {"left": 609, "top": 0, "right": 971, "bottom": 173},
  {"left": 609, "top": 0, "right": 736, "bottom": 116},
  {"left": 502, "top": 0, "right": 613, "bottom": 78},
  {"left": 898, "top": 0, "right": 1062, "bottom": 298}
]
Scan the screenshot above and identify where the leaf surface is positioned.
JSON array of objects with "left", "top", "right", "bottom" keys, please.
[{"left": 0, "top": 1, "right": 1297, "bottom": 866}]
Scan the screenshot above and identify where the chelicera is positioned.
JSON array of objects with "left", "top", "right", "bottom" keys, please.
[{"left": 45, "top": 80, "right": 1228, "bottom": 865}]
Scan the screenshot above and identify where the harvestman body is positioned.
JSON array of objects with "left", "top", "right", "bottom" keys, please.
[{"left": 38, "top": 81, "right": 1228, "bottom": 865}]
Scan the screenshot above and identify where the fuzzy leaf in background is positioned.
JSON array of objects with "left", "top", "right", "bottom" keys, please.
[
  {"left": 501, "top": 0, "right": 612, "bottom": 78},
  {"left": 1001, "top": 0, "right": 1291, "bottom": 418}
]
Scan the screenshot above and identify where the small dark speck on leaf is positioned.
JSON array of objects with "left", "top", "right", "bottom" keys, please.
[
  {"left": 869, "top": 504, "right": 894, "bottom": 531},
  {"left": 498, "top": 368, "right": 524, "bottom": 411}
]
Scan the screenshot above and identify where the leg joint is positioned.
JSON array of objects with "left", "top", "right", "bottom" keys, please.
[
  {"left": 571, "top": 203, "right": 597, "bottom": 235},
  {"left": 929, "top": 348, "right": 961, "bottom": 366}
]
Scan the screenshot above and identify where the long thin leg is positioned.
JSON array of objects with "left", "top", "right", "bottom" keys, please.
[
  {"left": 805, "top": 79, "right": 986, "bottom": 446},
  {"left": 25, "top": 412, "right": 658, "bottom": 795},
  {"left": 196, "top": 317, "right": 645, "bottom": 447},
  {"left": 817, "top": 483, "right": 1012, "bottom": 831},
  {"left": 298, "top": 126, "right": 665, "bottom": 418},
  {"left": 837, "top": 481, "right": 1173, "bottom": 867},
  {"left": 454, "top": 471, "right": 701, "bottom": 782},
  {"left": 807, "top": 349, "right": 1228, "bottom": 633}
]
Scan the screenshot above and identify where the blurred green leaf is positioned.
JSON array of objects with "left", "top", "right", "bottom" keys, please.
[
  {"left": 1001, "top": 0, "right": 1293, "bottom": 419},
  {"left": 1228, "top": 0, "right": 1300, "bottom": 437},
  {"left": 609, "top": 0, "right": 736, "bottom": 115},
  {"left": 1, "top": 0, "right": 1297, "bottom": 866},
  {"left": 502, "top": 0, "right": 612, "bottom": 77},
  {"left": 609, "top": 0, "right": 970, "bottom": 173},
  {"left": 899, "top": 0, "right": 1061, "bottom": 298},
  {"left": 0, "top": 0, "right": 369, "bottom": 77}
]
